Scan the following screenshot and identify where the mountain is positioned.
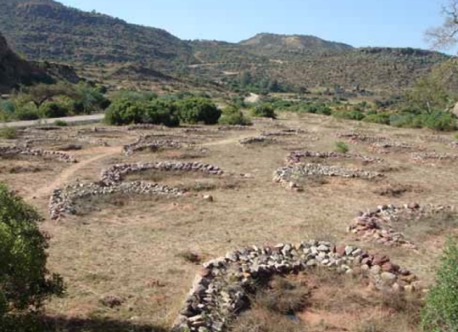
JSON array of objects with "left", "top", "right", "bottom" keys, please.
[
  {"left": 0, "top": 0, "right": 450, "bottom": 93},
  {"left": 0, "top": 31, "right": 54, "bottom": 93},
  {"left": 0, "top": 0, "right": 194, "bottom": 70},
  {"left": 239, "top": 33, "right": 353, "bottom": 56}
]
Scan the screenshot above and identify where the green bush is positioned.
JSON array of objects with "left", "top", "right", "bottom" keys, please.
[
  {"left": 39, "top": 101, "right": 70, "bottom": 119},
  {"left": 104, "top": 98, "right": 144, "bottom": 125},
  {"left": 218, "top": 106, "right": 252, "bottom": 126},
  {"left": 332, "top": 109, "right": 365, "bottom": 121},
  {"left": 251, "top": 104, "right": 277, "bottom": 119},
  {"left": 177, "top": 97, "right": 221, "bottom": 124},
  {"left": 142, "top": 99, "right": 179, "bottom": 127},
  {"left": 15, "top": 105, "right": 40, "bottom": 121},
  {"left": 53, "top": 120, "right": 68, "bottom": 127},
  {"left": 0, "top": 184, "right": 64, "bottom": 318},
  {"left": 420, "top": 111, "right": 457, "bottom": 131},
  {"left": 363, "top": 112, "right": 391, "bottom": 125},
  {"left": 335, "top": 141, "right": 349, "bottom": 153},
  {"left": 0, "top": 127, "right": 18, "bottom": 139},
  {"left": 421, "top": 238, "right": 458, "bottom": 331}
]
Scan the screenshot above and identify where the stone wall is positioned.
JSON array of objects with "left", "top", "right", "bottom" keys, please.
[
  {"left": 286, "top": 150, "right": 383, "bottom": 164},
  {"left": 0, "top": 146, "right": 77, "bottom": 163},
  {"left": 273, "top": 163, "right": 383, "bottom": 190},
  {"left": 123, "top": 136, "right": 183, "bottom": 156},
  {"left": 49, "top": 181, "right": 183, "bottom": 220},
  {"left": 101, "top": 161, "right": 224, "bottom": 186},
  {"left": 348, "top": 203, "right": 455, "bottom": 248},
  {"left": 172, "top": 240, "right": 419, "bottom": 332},
  {"left": 239, "top": 136, "right": 276, "bottom": 146}
]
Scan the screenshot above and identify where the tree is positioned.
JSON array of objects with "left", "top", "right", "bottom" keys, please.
[
  {"left": 426, "top": 0, "right": 458, "bottom": 50},
  {"left": 0, "top": 184, "right": 63, "bottom": 318},
  {"left": 176, "top": 97, "right": 221, "bottom": 125}
]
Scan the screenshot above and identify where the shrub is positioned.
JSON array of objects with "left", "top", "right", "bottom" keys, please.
[
  {"left": 104, "top": 98, "right": 144, "bottom": 125},
  {"left": 15, "top": 103, "right": 40, "bottom": 121},
  {"left": 0, "top": 184, "right": 64, "bottom": 318},
  {"left": 141, "top": 99, "right": 179, "bottom": 127},
  {"left": 0, "top": 127, "right": 18, "bottom": 139},
  {"left": 363, "top": 112, "right": 391, "bottom": 125},
  {"left": 53, "top": 120, "right": 68, "bottom": 127},
  {"left": 332, "top": 109, "right": 365, "bottom": 121},
  {"left": 251, "top": 104, "right": 276, "bottom": 119},
  {"left": 420, "top": 110, "right": 457, "bottom": 131},
  {"left": 335, "top": 141, "right": 349, "bottom": 153},
  {"left": 219, "top": 106, "right": 252, "bottom": 126},
  {"left": 177, "top": 97, "right": 221, "bottom": 124},
  {"left": 421, "top": 238, "right": 458, "bottom": 331},
  {"left": 39, "top": 101, "right": 70, "bottom": 119}
]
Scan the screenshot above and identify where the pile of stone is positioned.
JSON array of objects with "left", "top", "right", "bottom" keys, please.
[
  {"left": 286, "top": 150, "right": 383, "bottom": 164},
  {"left": 0, "top": 146, "right": 77, "bottom": 163},
  {"left": 49, "top": 181, "right": 183, "bottom": 220},
  {"left": 273, "top": 163, "right": 382, "bottom": 189},
  {"left": 127, "top": 124, "right": 166, "bottom": 131},
  {"left": 261, "top": 128, "right": 305, "bottom": 137},
  {"left": 239, "top": 136, "right": 275, "bottom": 146},
  {"left": 410, "top": 152, "right": 458, "bottom": 163},
  {"left": 123, "top": 136, "right": 183, "bottom": 156},
  {"left": 451, "top": 141, "right": 458, "bottom": 149},
  {"left": 101, "top": 161, "right": 224, "bottom": 185},
  {"left": 337, "top": 133, "right": 420, "bottom": 153},
  {"left": 172, "top": 240, "right": 418, "bottom": 332},
  {"left": 348, "top": 203, "right": 455, "bottom": 248}
]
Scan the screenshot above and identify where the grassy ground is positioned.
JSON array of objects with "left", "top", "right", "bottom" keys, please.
[{"left": 1, "top": 112, "right": 457, "bottom": 331}]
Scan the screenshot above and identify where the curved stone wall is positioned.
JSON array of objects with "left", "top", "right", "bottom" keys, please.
[
  {"left": 172, "top": 240, "right": 419, "bottom": 332},
  {"left": 273, "top": 163, "right": 383, "bottom": 189},
  {"left": 0, "top": 146, "right": 77, "bottom": 163},
  {"left": 286, "top": 150, "right": 383, "bottom": 164},
  {"left": 123, "top": 137, "right": 183, "bottom": 156},
  {"left": 49, "top": 181, "right": 183, "bottom": 220},
  {"left": 101, "top": 161, "right": 224, "bottom": 186}
]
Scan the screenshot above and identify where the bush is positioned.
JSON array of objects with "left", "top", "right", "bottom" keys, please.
[
  {"left": 420, "top": 110, "right": 457, "bottom": 131},
  {"left": 0, "top": 127, "right": 18, "bottom": 139},
  {"left": 39, "top": 102, "right": 70, "bottom": 119},
  {"left": 363, "top": 112, "right": 391, "bottom": 125},
  {"left": 421, "top": 238, "right": 458, "bottom": 331},
  {"left": 142, "top": 99, "right": 179, "bottom": 127},
  {"left": 251, "top": 104, "right": 276, "bottom": 119},
  {"left": 15, "top": 106, "right": 40, "bottom": 121},
  {"left": 53, "top": 120, "right": 68, "bottom": 127},
  {"left": 0, "top": 184, "right": 63, "bottom": 318},
  {"left": 219, "top": 106, "right": 252, "bottom": 126},
  {"left": 177, "top": 97, "right": 221, "bottom": 124},
  {"left": 104, "top": 98, "right": 144, "bottom": 125},
  {"left": 335, "top": 141, "right": 349, "bottom": 153},
  {"left": 332, "top": 109, "right": 366, "bottom": 121}
]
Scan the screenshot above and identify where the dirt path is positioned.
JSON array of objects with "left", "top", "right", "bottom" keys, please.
[{"left": 30, "top": 146, "right": 121, "bottom": 199}]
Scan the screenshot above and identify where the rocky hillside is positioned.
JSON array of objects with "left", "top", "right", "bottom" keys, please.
[
  {"left": 239, "top": 33, "right": 353, "bottom": 56},
  {"left": 0, "top": 32, "right": 53, "bottom": 93},
  {"left": 0, "top": 0, "right": 194, "bottom": 70},
  {"left": 0, "top": 0, "right": 450, "bottom": 93}
]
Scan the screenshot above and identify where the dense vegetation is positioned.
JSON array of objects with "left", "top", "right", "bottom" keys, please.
[
  {"left": 421, "top": 239, "right": 458, "bottom": 331},
  {"left": 0, "top": 82, "right": 109, "bottom": 121},
  {"left": 0, "top": 183, "right": 63, "bottom": 322},
  {"left": 105, "top": 93, "right": 222, "bottom": 126}
]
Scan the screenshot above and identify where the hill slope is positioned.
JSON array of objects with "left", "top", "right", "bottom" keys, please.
[
  {"left": 0, "top": 32, "right": 54, "bottom": 93},
  {"left": 0, "top": 0, "right": 194, "bottom": 70},
  {"left": 0, "top": 1, "right": 450, "bottom": 93}
]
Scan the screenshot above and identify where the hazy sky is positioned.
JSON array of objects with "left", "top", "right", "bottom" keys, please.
[{"left": 59, "top": 0, "right": 450, "bottom": 50}]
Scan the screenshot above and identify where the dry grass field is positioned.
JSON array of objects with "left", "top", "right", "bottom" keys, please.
[{"left": 1, "top": 112, "right": 458, "bottom": 331}]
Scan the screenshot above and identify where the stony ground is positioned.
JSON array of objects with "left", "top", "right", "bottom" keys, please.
[{"left": 1, "top": 112, "right": 457, "bottom": 331}]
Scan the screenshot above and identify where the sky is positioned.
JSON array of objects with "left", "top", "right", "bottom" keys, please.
[{"left": 58, "top": 0, "right": 451, "bottom": 51}]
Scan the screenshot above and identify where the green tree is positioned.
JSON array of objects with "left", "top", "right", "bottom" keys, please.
[
  {"left": 177, "top": 97, "right": 221, "bottom": 124},
  {"left": 0, "top": 184, "right": 64, "bottom": 318},
  {"left": 421, "top": 238, "right": 458, "bottom": 331},
  {"left": 251, "top": 104, "right": 277, "bottom": 119}
]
